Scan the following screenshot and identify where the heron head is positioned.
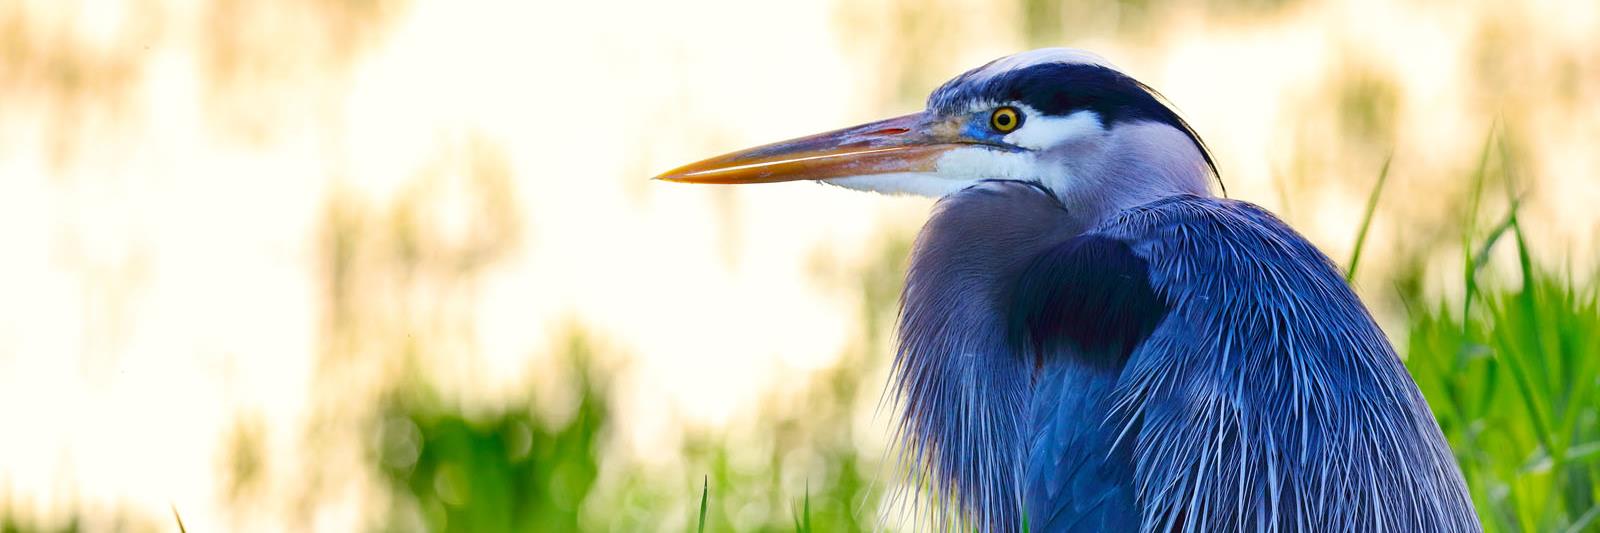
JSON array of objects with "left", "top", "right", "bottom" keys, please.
[{"left": 657, "top": 48, "right": 1220, "bottom": 219}]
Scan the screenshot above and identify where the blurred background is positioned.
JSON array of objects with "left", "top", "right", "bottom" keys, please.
[{"left": 2, "top": 0, "right": 1598, "bottom": 531}]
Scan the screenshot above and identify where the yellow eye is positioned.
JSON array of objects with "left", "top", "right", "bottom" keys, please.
[{"left": 990, "top": 106, "right": 1021, "bottom": 133}]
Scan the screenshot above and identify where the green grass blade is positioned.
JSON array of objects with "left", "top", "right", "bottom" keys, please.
[
  {"left": 1461, "top": 126, "right": 1497, "bottom": 324},
  {"left": 1508, "top": 211, "right": 1569, "bottom": 463},
  {"left": 1470, "top": 202, "right": 1519, "bottom": 271},
  {"left": 802, "top": 481, "right": 812, "bottom": 533},
  {"left": 698, "top": 475, "right": 709, "bottom": 533},
  {"left": 1489, "top": 300, "right": 1559, "bottom": 461},
  {"left": 1346, "top": 154, "right": 1393, "bottom": 281},
  {"left": 1501, "top": 135, "right": 1562, "bottom": 417},
  {"left": 1520, "top": 441, "right": 1600, "bottom": 474},
  {"left": 1564, "top": 505, "right": 1600, "bottom": 533}
]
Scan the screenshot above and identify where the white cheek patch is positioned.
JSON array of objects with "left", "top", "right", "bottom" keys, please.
[
  {"left": 934, "top": 147, "right": 1036, "bottom": 182},
  {"left": 823, "top": 173, "right": 974, "bottom": 197},
  {"left": 1003, "top": 110, "right": 1104, "bottom": 150}
]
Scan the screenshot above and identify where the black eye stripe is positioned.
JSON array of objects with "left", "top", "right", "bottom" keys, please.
[{"left": 928, "top": 60, "right": 1222, "bottom": 190}]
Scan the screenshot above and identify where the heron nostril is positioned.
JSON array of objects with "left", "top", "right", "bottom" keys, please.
[{"left": 868, "top": 127, "right": 909, "bottom": 136}]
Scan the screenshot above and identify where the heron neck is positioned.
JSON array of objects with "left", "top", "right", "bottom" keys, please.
[
  {"left": 1046, "top": 121, "right": 1215, "bottom": 227},
  {"left": 892, "top": 181, "right": 1082, "bottom": 527}
]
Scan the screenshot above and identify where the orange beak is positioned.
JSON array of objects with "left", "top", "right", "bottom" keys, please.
[{"left": 654, "top": 112, "right": 978, "bottom": 184}]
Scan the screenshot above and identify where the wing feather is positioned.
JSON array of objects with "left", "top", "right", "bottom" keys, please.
[
  {"left": 1016, "top": 195, "right": 1477, "bottom": 532},
  {"left": 1098, "top": 195, "right": 1477, "bottom": 532}
]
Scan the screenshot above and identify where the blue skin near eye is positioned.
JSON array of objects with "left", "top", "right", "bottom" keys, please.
[{"left": 964, "top": 112, "right": 1012, "bottom": 143}]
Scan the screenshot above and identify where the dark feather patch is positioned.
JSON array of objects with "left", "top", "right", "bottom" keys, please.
[{"left": 1011, "top": 235, "right": 1168, "bottom": 366}]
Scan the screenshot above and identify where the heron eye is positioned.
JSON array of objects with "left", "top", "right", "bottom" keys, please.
[{"left": 990, "top": 107, "right": 1021, "bottom": 133}]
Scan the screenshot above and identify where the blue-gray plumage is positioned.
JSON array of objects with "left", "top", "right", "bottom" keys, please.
[{"left": 656, "top": 48, "right": 1479, "bottom": 532}]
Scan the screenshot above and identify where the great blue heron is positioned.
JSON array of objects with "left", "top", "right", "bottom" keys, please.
[{"left": 656, "top": 49, "right": 1478, "bottom": 532}]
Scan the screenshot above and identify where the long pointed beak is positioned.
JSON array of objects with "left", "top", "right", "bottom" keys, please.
[{"left": 654, "top": 112, "right": 970, "bottom": 184}]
